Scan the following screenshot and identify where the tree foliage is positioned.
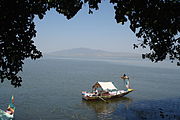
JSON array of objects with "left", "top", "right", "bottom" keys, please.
[
  {"left": 85, "top": 0, "right": 180, "bottom": 63},
  {"left": 0, "top": 0, "right": 179, "bottom": 87}
]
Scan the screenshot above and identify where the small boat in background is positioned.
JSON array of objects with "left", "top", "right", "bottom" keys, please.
[
  {"left": 0, "top": 96, "right": 15, "bottom": 119},
  {"left": 0, "top": 109, "right": 14, "bottom": 119},
  {"left": 82, "top": 80, "right": 134, "bottom": 101}
]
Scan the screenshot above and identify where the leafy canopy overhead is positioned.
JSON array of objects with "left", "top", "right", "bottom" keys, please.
[{"left": 0, "top": 0, "right": 179, "bottom": 87}]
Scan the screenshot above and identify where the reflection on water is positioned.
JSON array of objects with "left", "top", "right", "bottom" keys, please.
[
  {"left": 128, "top": 98, "right": 180, "bottom": 120},
  {"left": 112, "top": 98, "right": 180, "bottom": 120},
  {"left": 82, "top": 97, "right": 180, "bottom": 120},
  {"left": 82, "top": 97, "right": 133, "bottom": 120}
]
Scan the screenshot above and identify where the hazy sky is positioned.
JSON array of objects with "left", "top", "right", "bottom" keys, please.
[{"left": 34, "top": 1, "right": 147, "bottom": 54}]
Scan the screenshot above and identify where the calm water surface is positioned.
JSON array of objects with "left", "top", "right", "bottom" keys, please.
[{"left": 0, "top": 58, "right": 180, "bottom": 120}]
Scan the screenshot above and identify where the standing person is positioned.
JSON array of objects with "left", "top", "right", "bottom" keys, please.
[{"left": 121, "top": 74, "right": 130, "bottom": 89}]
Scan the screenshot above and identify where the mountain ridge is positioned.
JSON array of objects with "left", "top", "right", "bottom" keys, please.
[{"left": 45, "top": 48, "right": 140, "bottom": 58}]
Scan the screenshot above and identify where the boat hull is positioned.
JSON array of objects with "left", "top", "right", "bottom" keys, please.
[
  {"left": 0, "top": 109, "right": 14, "bottom": 119},
  {"left": 82, "top": 90, "right": 133, "bottom": 101}
]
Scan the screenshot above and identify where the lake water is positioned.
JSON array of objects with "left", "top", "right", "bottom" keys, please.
[{"left": 0, "top": 58, "right": 180, "bottom": 120}]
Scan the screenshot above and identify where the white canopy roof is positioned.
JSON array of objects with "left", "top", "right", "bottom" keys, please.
[{"left": 93, "top": 82, "right": 117, "bottom": 91}]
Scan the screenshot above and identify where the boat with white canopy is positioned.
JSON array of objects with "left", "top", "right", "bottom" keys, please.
[{"left": 82, "top": 81, "right": 133, "bottom": 101}]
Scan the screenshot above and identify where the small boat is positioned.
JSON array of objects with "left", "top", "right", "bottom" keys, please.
[
  {"left": 0, "top": 109, "right": 14, "bottom": 119},
  {"left": 82, "top": 81, "right": 134, "bottom": 101},
  {"left": 0, "top": 96, "right": 15, "bottom": 119}
]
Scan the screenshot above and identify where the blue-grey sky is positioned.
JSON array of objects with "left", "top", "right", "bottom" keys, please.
[{"left": 34, "top": 1, "right": 146, "bottom": 54}]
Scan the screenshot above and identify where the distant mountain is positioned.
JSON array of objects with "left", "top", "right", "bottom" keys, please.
[{"left": 45, "top": 48, "right": 140, "bottom": 58}]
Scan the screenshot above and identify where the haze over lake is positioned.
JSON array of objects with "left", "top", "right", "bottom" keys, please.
[{"left": 0, "top": 54, "right": 179, "bottom": 120}]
